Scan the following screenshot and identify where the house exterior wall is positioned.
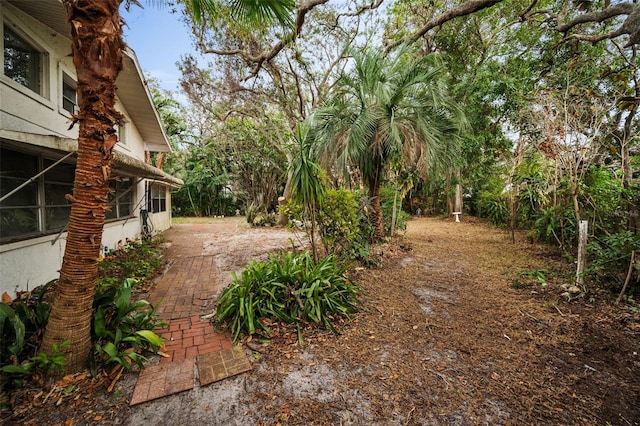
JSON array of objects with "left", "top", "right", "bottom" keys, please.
[
  {"left": 1, "top": 2, "right": 78, "bottom": 140},
  {"left": 0, "top": 1, "right": 177, "bottom": 297}
]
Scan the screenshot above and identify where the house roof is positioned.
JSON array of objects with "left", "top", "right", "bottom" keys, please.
[
  {"left": 6, "top": 0, "right": 173, "bottom": 153},
  {"left": 0, "top": 135, "right": 183, "bottom": 187}
]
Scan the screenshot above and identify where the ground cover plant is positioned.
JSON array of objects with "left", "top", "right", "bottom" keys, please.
[{"left": 215, "top": 250, "right": 363, "bottom": 342}]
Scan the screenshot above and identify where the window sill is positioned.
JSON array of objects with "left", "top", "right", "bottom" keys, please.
[
  {"left": 0, "top": 216, "right": 140, "bottom": 251},
  {"left": 0, "top": 230, "right": 66, "bottom": 252},
  {"left": 1, "top": 75, "right": 54, "bottom": 111}
]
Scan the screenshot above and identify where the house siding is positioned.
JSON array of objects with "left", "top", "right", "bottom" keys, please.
[{"left": 0, "top": 0, "right": 179, "bottom": 297}]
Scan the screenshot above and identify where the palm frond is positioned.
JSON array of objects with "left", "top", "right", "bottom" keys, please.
[{"left": 229, "top": 0, "right": 295, "bottom": 27}]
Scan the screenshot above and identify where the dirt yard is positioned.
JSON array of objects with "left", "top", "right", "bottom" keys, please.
[{"left": 4, "top": 216, "right": 640, "bottom": 425}]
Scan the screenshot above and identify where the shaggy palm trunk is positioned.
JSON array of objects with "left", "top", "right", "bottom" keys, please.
[
  {"left": 41, "top": 0, "right": 125, "bottom": 373},
  {"left": 368, "top": 163, "right": 385, "bottom": 241}
]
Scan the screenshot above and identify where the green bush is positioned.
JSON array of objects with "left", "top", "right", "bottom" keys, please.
[
  {"left": 476, "top": 191, "right": 509, "bottom": 226},
  {"left": 90, "top": 278, "right": 165, "bottom": 375},
  {"left": 282, "top": 190, "right": 376, "bottom": 263},
  {"left": 317, "top": 188, "right": 359, "bottom": 254},
  {"left": 1, "top": 341, "right": 69, "bottom": 389},
  {"left": 531, "top": 206, "right": 576, "bottom": 247},
  {"left": 0, "top": 282, "right": 53, "bottom": 390},
  {"left": 1, "top": 240, "right": 166, "bottom": 391},
  {"left": 245, "top": 203, "right": 259, "bottom": 224},
  {"left": 215, "top": 251, "right": 363, "bottom": 341},
  {"left": 587, "top": 231, "right": 640, "bottom": 291}
]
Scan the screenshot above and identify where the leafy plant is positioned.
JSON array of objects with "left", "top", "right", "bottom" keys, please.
[
  {"left": 316, "top": 188, "right": 359, "bottom": 254},
  {"left": 380, "top": 186, "right": 410, "bottom": 236},
  {"left": 98, "top": 239, "right": 163, "bottom": 287},
  {"left": 0, "top": 281, "right": 54, "bottom": 390},
  {"left": 29, "top": 340, "right": 69, "bottom": 375},
  {"left": 477, "top": 192, "right": 509, "bottom": 226},
  {"left": 0, "top": 340, "right": 69, "bottom": 389},
  {"left": 0, "top": 303, "right": 26, "bottom": 366},
  {"left": 215, "top": 251, "right": 363, "bottom": 341},
  {"left": 89, "top": 278, "right": 165, "bottom": 375},
  {"left": 587, "top": 231, "right": 640, "bottom": 290},
  {"left": 245, "top": 203, "right": 259, "bottom": 224}
]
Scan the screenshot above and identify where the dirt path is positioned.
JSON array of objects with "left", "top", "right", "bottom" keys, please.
[{"left": 5, "top": 217, "right": 639, "bottom": 425}]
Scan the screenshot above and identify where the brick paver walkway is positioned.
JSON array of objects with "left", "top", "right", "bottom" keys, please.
[{"left": 130, "top": 222, "right": 252, "bottom": 406}]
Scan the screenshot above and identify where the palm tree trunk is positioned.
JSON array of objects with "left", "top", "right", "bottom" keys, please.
[
  {"left": 42, "top": 0, "right": 125, "bottom": 374},
  {"left": 368, "top": 163, "right": 385, "bottom": 241}
]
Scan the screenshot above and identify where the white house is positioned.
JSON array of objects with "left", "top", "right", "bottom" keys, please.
[{"left": 0, "top": 0, "right": 182, "bottom": 297}]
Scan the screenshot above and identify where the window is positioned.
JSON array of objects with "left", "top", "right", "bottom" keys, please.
[
  {"left": 62, "top": 73, "right": 77, "bottom": 114},
  {"left": 0, "top": 146, "right": 134, "bottom": 243},
  {"left": 3, "top": 25, "right": 42, "bottom": 94},
  {"left": 147, "top": 183, "right": 167, "bottom": 213},
  {"left": 106, "top": 177, "right": 134, "bottom": 220},
  {"left": 0, "top": 147, "right": 73, "bottom": 242},
  {"left": 0, "top": 149, "right": 39, "bottom": 239},
  {"left": 118, "top": 121, "right": 127, "bottom": 145},
  {"left": 43, "top": 158, "right": 74, "bottom": 231}
]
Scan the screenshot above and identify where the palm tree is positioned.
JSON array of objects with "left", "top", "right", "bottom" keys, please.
[
  {"left": 42, "top": 0, "right": 294, "bottom": 374},
  {"left": 312, "top": 48, "right": 466, "bottom": 240}
]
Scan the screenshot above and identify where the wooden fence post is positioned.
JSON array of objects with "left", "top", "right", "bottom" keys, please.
[{"left": 576, "top": 220, "right": 588, "bottom": 287}]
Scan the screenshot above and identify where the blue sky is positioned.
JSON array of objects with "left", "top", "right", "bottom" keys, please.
[{"left": 122, "top": 3, "right": 199, "bottom": 94}]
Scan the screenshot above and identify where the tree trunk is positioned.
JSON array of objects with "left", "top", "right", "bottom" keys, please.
[
  {"left": 368, "top": 163, "right": 385, "bottom": 241},
  {"left": 42, "top": 0, "right": 125, "bottom": 374},
  {"left": 390, "top": 184, "right": 398, "bottom": 237},
  {"left": 278, "top": 152, "right": 294, "bottom": 226}
]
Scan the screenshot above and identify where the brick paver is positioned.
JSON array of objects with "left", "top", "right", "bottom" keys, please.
[
  {"left": 130, "top": 358, "right": 194, "bottom": 405},
  {"left": 197, "top": 346, "right": 252, "bottom": 386},
  {"left": 130, "top": 223, "right": 251, "bottom": 406}
]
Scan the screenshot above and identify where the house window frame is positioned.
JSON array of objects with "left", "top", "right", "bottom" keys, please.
[
  {"left": 0, "top": 146, "right": 137, "bottom": 243},
  {"left": 106, "top": 177, "right": 135, "bottom": 221},
  {"left": 61, "top": 72, "right": 77, "bottom": 115},
  {"left": 147, "top": 183, "right": 167, "bottom": 213},
  {"left": 0, "top": 146, "right": 73, "bottom": 243},
  {"left": 2, "top": 19, "right": 48, "bottom": 99},
  {"left": 118, "top": 120, "right": 128, "bottom": 145}
]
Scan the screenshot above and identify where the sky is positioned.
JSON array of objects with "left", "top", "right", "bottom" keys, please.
[{"left": 122, "top": 3, "right": 200, "bottom": 95}]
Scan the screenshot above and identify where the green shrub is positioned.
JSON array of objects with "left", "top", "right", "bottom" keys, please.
[
  {"left": 477, "top": 192, "right": 509, "bottom": 226},
  {"left": 380, "top": 186, "right": 410, "bottom": 235},
  {"left": 317, "top": 188, "right": 359, "bottom": 254},
  {"left": 245, "top": 203, "right": 259, "bottom": 224},
  {"left": 530, "top": 206, "right": 576, "bottom": 248},
  {"left": 587, "top": 231, "right": 640, "bottom": 291},
  {"left": 0, "top": 281, "right": 53, "bottom": 390},
  {"left": 253, "top": 212, "right": 278, "bottom": 227},
  {"left": 0, "top": 303, "right": 26, "bottom": 369},
  {"left": 1, "top": 341, "right": 69, "bottom": 389},
  {"left": 215, "top": 251, "right": 363, "bottom": 341},
  {"left": 89, "top": 278, "right": 165, "bottom": 375}
]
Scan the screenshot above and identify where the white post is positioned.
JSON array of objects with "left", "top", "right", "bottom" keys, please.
[{"left": 576, "top": 220, "right": 588, "bottom": 287}]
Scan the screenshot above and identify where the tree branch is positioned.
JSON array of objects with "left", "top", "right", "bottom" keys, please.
[
  {"left": 243, "top": 0, "right": 330, "bottom": 80},
  {"left": 564, "top": 28, "right": 626, "bottom": 44},
  {"left": 385, "top": 0, "right": 504, "bottom": 51},
  {"left": 554, "top": 3, "right": 635, "bottom": 33}
]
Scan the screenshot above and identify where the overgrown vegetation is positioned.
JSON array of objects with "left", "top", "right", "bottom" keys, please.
[
  {"left": 89, "top": 278, "right": 164, "bottom": 376},
  {"left": 215, "top": 251, "right": 363, "bottom": 342},
  {"left": 0, "top": 239, "right": 166, "bottom": 392},
  {"left": 154, "top": 0, "right": 640, "bottom": 305}
]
